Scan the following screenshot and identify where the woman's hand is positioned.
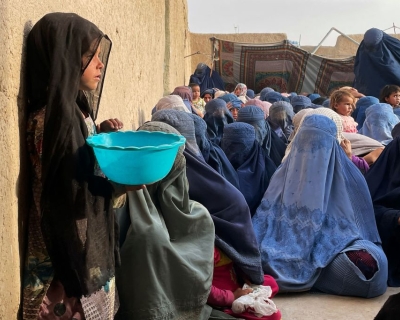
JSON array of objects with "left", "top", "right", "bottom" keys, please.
[
  {"left": 97, "top": 118, "right": 123, "bottom": 133},
  {"left": 233, "top": 287, "right": 253, "bottom": 300}
]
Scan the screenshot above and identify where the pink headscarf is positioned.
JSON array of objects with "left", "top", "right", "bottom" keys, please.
[
  {"left": 171, "top": 86, "right": 193, "bottom": 102},
  {"left": 244, "top": 99, "right": 271, "bottom": 118}
]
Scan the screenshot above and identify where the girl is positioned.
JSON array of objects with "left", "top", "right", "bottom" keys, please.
[
  {"left": 201, "top": 88, "right": 215, "bottom": 103},
  {"left": 330, "top": 89, "right": 358, "bottom": 133},
  {"left": 190, "top": 82, "right": 206, "bottom": 115},
  {"left": 208, "top": 247, "right": 281, "bottom": 320},
  {"left": 24, "top": 13, "right": 127, "bottom": 319},
  {"left": 380, "top": 84, "right": 400, "bottom": 119}
]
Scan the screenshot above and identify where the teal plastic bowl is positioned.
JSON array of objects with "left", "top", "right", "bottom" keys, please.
[{"left": 86, "top": 131, "right": 186, "bottom": 185}]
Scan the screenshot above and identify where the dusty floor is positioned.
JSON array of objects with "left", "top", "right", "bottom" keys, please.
[{"left": 273, "top": 287, "right": 400, "bottom": 320}]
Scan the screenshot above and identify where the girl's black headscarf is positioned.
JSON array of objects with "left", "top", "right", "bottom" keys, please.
[{"left": 26, "top": 12, "right": 118, "bottom": 297}]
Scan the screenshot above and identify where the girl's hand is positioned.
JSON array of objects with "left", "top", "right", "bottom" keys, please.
[
  {"left": 233, "top": 288, "right": 253, "bottom": 300},
  {"left": 340, "top": 139, "right": 352, "bottom": 159},
  {"left": 97, "top": 118, "right": 123, "bottom": 133}
]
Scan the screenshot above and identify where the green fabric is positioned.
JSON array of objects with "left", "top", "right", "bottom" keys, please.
[
  {"left": 116, "top": 122, "right": 215, "bottom": 320},
  {"left": 209, "top": 309, "right": 242, "bottom": 319}
]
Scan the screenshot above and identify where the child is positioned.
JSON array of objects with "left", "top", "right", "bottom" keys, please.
[
  {"left": 189, "top": 82, "right": 206, "bottom": 115},
  {"left": 201, "top": 88, "right": 214, "bottom": 103},
  {"left": 330, "top": 89, "right": 358, "bottom": 133},
  {"left": 227, "top": 99, "right": 243, "bottom": 121},
  {"left": 380, "top": 84, "right": 400, "bottom": 118},
  {"left": 234, "top": 83, "right": 248, "bottom": 102},
  {"left": 208, "top": 247, "right": 281, "bottom": 320},
  {"left": 24, "top": 13, "right": 129, "bottom": 319}
]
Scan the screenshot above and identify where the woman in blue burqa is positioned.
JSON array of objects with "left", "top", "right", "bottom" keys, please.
[
  {"left": 236, "top": 106, "right": 286, "bottom": 167},
  {"left": 191, "top": 113, "right": 240, "bottom": 189},
  {"left": 252, "top": 114, "right": 388, "bottom": 298},
  {"left": 221, "top": 122, "right": 276, "bottom": 216},
  {"left": 203, "top": 98, "right": 234, "bottom": 145},
  {"left": 152, "top": 109, "right": 265, "bottom": 286},
  {"left": 354, "top": 28, "right": 400, "bottom": 98}
]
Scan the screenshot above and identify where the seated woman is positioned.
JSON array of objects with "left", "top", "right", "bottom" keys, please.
[
  {"left": 351, "top": 96, "right": 379, "bottom": 130},
  {"left": 152, "top": 109, "right": 265, "bottom": 286},
  {"left": 267, "top": 101, "right": 295, "bottom": 144},
  {"left": 204, "top": 98, "right": 234, "bottom": 145},
  {"left": 365, "top": 137, "right": 400, "bottom": 287},
  {"left": 221, "top": 122, "right": 276, "bottom": 215},
  {"left": 116, "top": 121, "right": 215, "bottom": 320},
  {"left": 237, "top": 106, "right": 286, "bottom": 167},
  {"left": 252, "top": 114, "right": 388, "bottom": 298},
  {"left": 359, "top": 103, "right": 399, "bottom": 145},
  {"left": 191, "top": 114, "right": 240, "bottom": 189}
]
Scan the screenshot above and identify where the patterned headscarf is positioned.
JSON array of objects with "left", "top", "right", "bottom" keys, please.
[
  {"left": 154, "top": 95, "right": 191, "bottom": 113},
  {"left": 234, "top": 83, "right": 248, "bottom": 97}
]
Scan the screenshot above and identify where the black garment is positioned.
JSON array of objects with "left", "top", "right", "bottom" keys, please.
[
  {"left": 375, "top": 292, "right": 400, "bottom": 319},
  {"left": 189, "top": 63, "right": 225, "bottom": 92},
  {"left": 27, "top": 12, "right": 118, "bottom": 297},
  {"left": 365, "top": 137, "right": 400, "bottom": 286},
  {"left": 191, "top": 114, "right": 240, "bottom": 189}
]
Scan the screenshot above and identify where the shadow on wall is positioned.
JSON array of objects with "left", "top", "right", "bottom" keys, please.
[{"left": 16, "top": 20, "right": 34, "bottom": 319}]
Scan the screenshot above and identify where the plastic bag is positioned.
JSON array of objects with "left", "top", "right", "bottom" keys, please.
[{"left": 231, "top": 284, "right": 278, "bottom": 317}]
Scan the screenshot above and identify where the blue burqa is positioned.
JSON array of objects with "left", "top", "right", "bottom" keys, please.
[
  {"left": 237, "top": 106, "right": 286, "bottom": 166},
  {"left": 191, "top": 113, "right": 240, "bottom": 189},
  {"left": 203, "top": 98, "right": 234, "bottom": 145},
  {"left": 221, "top": 122, "right": 276, "bottom": 216},
  {"left": 354, "top": 28, "right": 400, "bottom": 98},
  {"left": 358, "top": 103, "right": 399, "bottom": 145},
  {"left": 351, "top": 96, "right": 379, "bottom": 130},
  {"left": 252, "top": 114, "right": 382, "bottom": 292},
  {"left": 189, "top": 63, "right": 225, "bottom": 92}
]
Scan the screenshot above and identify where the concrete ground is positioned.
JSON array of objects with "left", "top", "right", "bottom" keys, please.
[{"left": 273, "top": 287, "right": 400, "bottom": 319}]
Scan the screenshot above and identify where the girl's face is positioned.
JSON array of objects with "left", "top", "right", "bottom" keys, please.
[
  {"left": 385, "top": 91, "right": 400, "bottom": 107},
  {"left": 234, "top": 87, "right": 241, "bottom": 96},
  {"left": 229, "top": 107, "right": 239, "bottom": 120},
  {"left": 203, "top": 94, "right": 212, "bottom": 103},
  {"left": 334, "top": 96, "right": 353, "bottom": 116},
  {"left": 80, "top": 45, "right": 104, "bottom": 91},
  {"left": 192, "top": 86, "right": 200, "bottom": 100}
]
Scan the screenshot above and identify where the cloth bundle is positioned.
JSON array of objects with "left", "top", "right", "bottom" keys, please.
[{"left": 232, "top": 284, "right": 278, "bottom": 318}]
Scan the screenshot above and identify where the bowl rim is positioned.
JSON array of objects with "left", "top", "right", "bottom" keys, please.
[{"left": 86, "top": 130, "right": 186, "bottom": 151}]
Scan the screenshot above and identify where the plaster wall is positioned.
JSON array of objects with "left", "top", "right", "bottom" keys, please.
[{"left": 0, "top": 0, "right": 190, "bottom": 318}]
